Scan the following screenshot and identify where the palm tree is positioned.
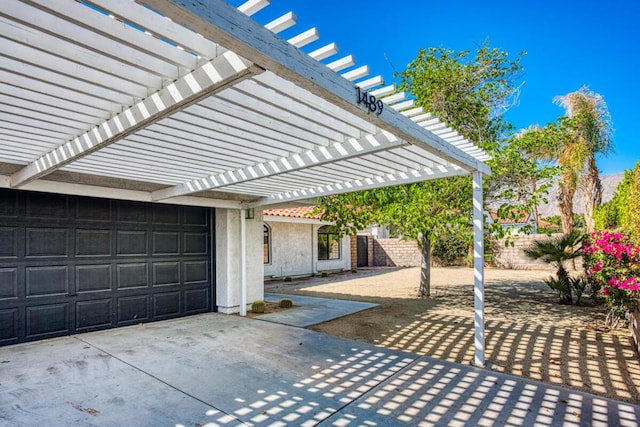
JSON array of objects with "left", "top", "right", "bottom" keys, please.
[
  {"left": 554, "top": 87, "right": 613, "bottom": 234},
  {"left": 524, "top": 231, "right": 584, "bottom": 304}
]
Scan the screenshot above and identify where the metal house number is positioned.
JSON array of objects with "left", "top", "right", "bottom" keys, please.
[{"left": 356, "top": 87, "right": 384, "bottom": 115}]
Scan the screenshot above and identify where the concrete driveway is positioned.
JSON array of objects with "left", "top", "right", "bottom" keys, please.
[{"left": 2, "top": 312, "right": 640, "bottom": 426}]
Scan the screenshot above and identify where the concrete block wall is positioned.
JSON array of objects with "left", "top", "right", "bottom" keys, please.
[
  {"left": 493, "top": 233, "right": 581, "bottom": 271},
  {"left": 350, "top": 235, "right": 357, "bottom": 270},
  {"left": 373, "top": 238, "right": 422, "bottom": 267}
]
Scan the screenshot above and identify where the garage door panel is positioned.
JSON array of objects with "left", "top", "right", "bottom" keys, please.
[
  {"left": 184, "top": 232, "right": 208, "bottom": 254},
  {"left": 0, "top": 309, "right": 18, "bottom": 342},
  {"left": 26, "top": 303, "right": 70, "bottom": 337},
  {"left": 185, "top": 288, "right": 209, "bottom": 314},
  {"left": 26, "top": 192, "right": 68, "bottom": 219},
  {"left": 153, "top": 204, "right": 180, "bottom": 225},
  {"left": 0, "top": 227, "right": 18, "bottom": 257},
  {"left": 117, "top": 263, "right": 149, "bottom": 289},
  {"left": 117, "top": 230, "right": 148, "bottom": 256},
  {"left": 76, "top": 265, "right": 112, "bottom": 293},
  {"left": 184, "top": 261, "right": 208, "bottom": 284},
  {"left": 76, "top": 299, "right": 113, "bottom": 330},
  {"left": 153, "top": 231, "right": 180, "bottom": 255},
  {"left": 0, "top": 268, "right": 18, "bottom": 298},
  {"left": 153, "top": 262, "right": 180, "bottom": 286},
  {"left": 153, "top": 291, "right": 181, "bottom": 318},
  {"left": 76, "top": 197, "right": 111, "bottom": 221},
  {"left": 184, "top": 206, "right": 208, "bottom": 226},
  {"left": 116, "top": 200, "right": 148, "bottom": 223},
  {"left": 118, "top": 295, "right": 149, "bottom": 324},
  {"left": 76, "top": 229, "right": 112, "bottom": 257},
  {"left": 26, "top": 266, "right": 69, "bottom": 296},
  {"left": 26, "top": 228, "right": 69, "bottom": 257},
  {"left": 0, "top": 189, "right": 19, "bottom": 216}
]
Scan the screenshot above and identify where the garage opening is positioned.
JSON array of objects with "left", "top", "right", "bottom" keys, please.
[{"left": 0, "top": 189, "right": 214, "bottom": 346}]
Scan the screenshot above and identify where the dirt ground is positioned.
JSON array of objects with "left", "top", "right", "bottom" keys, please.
[{"left": 266, "top": 267, "right": 640, "bottom": 404}]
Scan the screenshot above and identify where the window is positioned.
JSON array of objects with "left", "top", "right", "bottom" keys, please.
[
  {"left": 318, "top": 225, "right": 341, "bottom": 260},
  {"left": 263, "top": 224, "right": 271, "bottom": 264}
]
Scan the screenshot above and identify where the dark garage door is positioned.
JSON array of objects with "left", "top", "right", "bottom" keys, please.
[{"left": 0, "top": 189, "right": 214, "bottom": 346}]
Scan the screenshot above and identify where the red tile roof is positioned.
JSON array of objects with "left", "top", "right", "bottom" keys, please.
[{"left": 263, "top": 206, "right": 323, "bottom": 220}]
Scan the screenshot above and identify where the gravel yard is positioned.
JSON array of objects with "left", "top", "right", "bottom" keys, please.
[{"left": 267, "top": 266, "right": 640, "bottom": 404}]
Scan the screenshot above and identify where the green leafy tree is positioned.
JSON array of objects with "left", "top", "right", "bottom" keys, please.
[
  {"left": 319, "top": 177, "right": 471, "bottom": 297},
  {"left": 397, "top": 44, "right": 525, "bottom": 150},
  {"left": 503, "top": 125, "right": 561, "bottom": 228},
  {"left": 317, "top": 44, "right": 554, "bottom": 297}
]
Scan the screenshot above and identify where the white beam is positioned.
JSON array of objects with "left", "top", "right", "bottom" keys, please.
[
  {"left": 10, "top": 51, "right": 263, "bottom": 188},
  {"left": 341, "top": 65, "right": 369, "bottom": 81},
  {"left": 245, "top": 166, "right": 468, "bottom": 208},
  {"left": 288, "top": 28, "right": 319, "bottom": 48},
  {"left": 152, "top": 129, "right": 404, "bottom": 200},
  {"left": 381, "top": 92, "right": 406, "bottom": 105},
  {"left": 326, "top": 55, "right": 354, "bottom": 71},
  {"left": 264, "top": 11, "right": 296, "bottom": 33},
  {"left": 0, "top": 175, "right": 244, "bottom": 209},
  {"left": 390, "top": 100, "right": 415, "bottom": 111},
  {"left": 369, "top": 84, "right": 396, "bottom": 98},
  {"left": 473, "top": 171, "right": 485, "bottom": 367},
  {"left": 237, "top": 0, "right": 269, "bottom": 16},
  {"left": 309, "top": 43, "right": 338, "bottom": 61},
  {"left": 402, "top": 107, "right": 425, "bottom": 118},
  {"left": 356, "top": 76, "right": 383, "bottom": 90}
]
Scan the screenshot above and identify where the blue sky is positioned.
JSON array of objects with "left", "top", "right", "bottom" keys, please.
[{"left": 231, "top": 0, "right": 639, "bottom": 175}]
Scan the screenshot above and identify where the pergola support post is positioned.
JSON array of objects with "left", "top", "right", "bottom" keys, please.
[
  {"left": 239, "top": 209, "right": 247, "bottom": 316},
  {"left": 472, "top": 171, "right": 485, "bottom": 367}
]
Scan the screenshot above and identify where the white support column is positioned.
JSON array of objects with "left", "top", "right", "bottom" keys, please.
[
  {"left": 240, "top": 209, "right": 247, "bottom": 316},
  {"left": 472, "top": 171, "right": 485, "bottom": 367}
]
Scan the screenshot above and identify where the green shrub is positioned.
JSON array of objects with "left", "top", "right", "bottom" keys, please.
[{"left": 432, "top": 230, "right": 469, "bottom": 266}]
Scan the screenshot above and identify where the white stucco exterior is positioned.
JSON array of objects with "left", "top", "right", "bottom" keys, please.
[
  {"left": 215, "top": 209, "right": 264, "bottom": 314},
  {"left": 264, "top": 217, "right": 351, "bottom": 279}
]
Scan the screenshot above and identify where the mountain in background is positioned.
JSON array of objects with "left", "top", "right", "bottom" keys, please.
[{"left": 537, "top": 173, "right": 624, "bottom": 219}]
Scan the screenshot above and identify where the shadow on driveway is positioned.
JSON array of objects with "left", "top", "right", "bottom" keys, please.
[{"left": 1, "top": 313, "right": 639, "bottom": 426}]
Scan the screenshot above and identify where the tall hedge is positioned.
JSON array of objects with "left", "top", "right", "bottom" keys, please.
[
  {"left": 596, "top": 161, "right": 640, "bottom": 246},
  {"left": 626, "top": 161, "right": 640, "bottom": 245}
]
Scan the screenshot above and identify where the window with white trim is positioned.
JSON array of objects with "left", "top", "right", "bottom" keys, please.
[
  {"left": 263, "top": 224, "right": 271, "bottom": 264},
  {"left": 318, "top": 225, "right": 340, "bottom": 260}
]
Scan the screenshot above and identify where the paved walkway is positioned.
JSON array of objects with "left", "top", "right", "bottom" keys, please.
[
  {"left": 257, "top": 292, "right": 378, "bottom": 327},
  {"left": 1, "top": 297, "right": 640, "bottom": 426}
]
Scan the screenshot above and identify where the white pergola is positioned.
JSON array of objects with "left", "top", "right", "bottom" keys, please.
[{"left": 0, "top": 0, "right": 490, "bottom": 366}]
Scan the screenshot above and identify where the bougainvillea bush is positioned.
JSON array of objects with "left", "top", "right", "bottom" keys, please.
[{"left": 584, "top": 231, "right": 640, "bottom": 321}]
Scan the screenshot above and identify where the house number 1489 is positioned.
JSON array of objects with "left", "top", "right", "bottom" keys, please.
[{"left": 356, "top": 87, "right": 384, "bottom": 115}]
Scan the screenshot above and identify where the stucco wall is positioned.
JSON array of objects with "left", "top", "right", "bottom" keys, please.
[
  {"left": 264, "top": 221, "right": 314, "bottom": 278},
  {"left": 373, "top": 238, "right": 422, "bottom": 267},
  {"left": 215, "top": 209, "right": 264, "bottom": 314},
  {"left": 264, "top": 220, "right": 351, "bottom": 278}
]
